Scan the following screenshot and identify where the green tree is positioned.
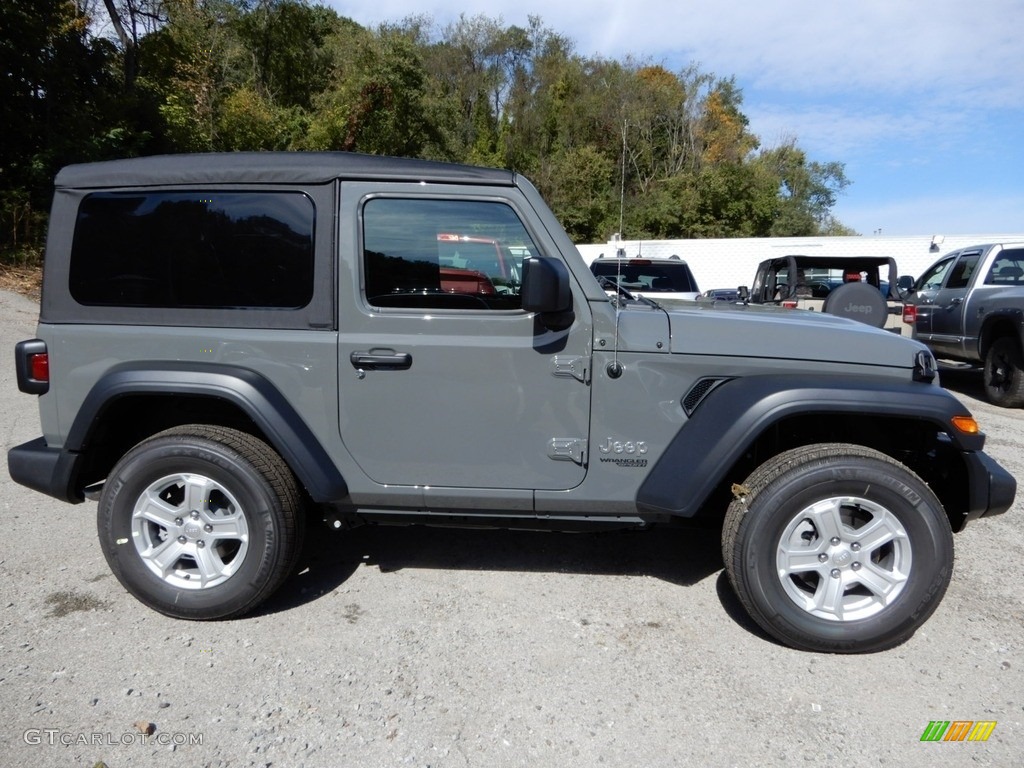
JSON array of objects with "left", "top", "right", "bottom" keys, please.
[
  {"left": 416, "top": 14, "right": 504, "bottom": 161},
  {"left": 0, "top": 0, "right": 124, "bottom": 259},
  {"left": 306, "top": 24, "right": 436, "bottom": 156},
  {"left": 754, "top": 141, "right": 851, "bottom": 236},
  {"left": 540, "top": 146, "right": 615, "bottom": 242},
  {"left": 216, "top": 86, "right": 303, "bottom": 150},
  {"left": 141, "top": 0, "right": 236, "bottom": 152},
  {"left": 235, "top": 0, "right": 338, "bottom": 111},
  {"left": 2, "top": 6, "right": 859, "bottom": 263},
  {"left": 97, "top": 0, "right": 168, "bottom": 93}
]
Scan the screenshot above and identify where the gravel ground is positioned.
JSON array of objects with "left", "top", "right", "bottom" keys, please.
[{"left": 0, "top": 287, "right": 1021, "bottom": 768}]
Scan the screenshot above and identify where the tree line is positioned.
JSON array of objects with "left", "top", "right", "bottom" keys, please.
[{"left": 1, "top": 0, "right": 856, "bottom": 263}]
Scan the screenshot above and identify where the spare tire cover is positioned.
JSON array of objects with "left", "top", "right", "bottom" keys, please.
[{"left": 822, "top": 282, "right": 887, "bottom": 328}]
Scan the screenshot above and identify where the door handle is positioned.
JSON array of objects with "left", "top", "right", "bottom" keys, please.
[{"left": 350, "top": 350, "right": 412, "bottom": 370}]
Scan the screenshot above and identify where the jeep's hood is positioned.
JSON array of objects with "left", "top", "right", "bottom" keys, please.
[{"left": 621, "top": 300, "right": 923, "bottom": 368}]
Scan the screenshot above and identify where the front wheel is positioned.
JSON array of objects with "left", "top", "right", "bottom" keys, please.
[
  {"left": 722, "top": 444, "right": 953, "bottom": 653},
  {"left": 98, "top": 425, "right": 305, "bottom": 619},
  {"left": 984, "top": 336, "right": 1024, "bottom": 407}
]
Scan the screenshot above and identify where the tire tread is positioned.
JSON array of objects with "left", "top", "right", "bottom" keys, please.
[
  {"left": 722, "top": 443, "right": 952, "bottom": 653},
  {"left": 100, "top": 425, "right": 305, "bottom": 620},
  {"left": 984, "top": 337, "right": 1024, "bottom": 408}
]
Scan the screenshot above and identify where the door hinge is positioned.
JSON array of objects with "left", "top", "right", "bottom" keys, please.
[
  {"left": 549, "top": 438, "right": 587, "bottom": 465},
  {"left": 552, "top": 355, "right": 590, "bottom": 383}
]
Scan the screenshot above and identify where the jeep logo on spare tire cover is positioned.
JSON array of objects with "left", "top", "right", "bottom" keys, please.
[{"left": 822, "top": 281, "right": 888, "bottom": 328}]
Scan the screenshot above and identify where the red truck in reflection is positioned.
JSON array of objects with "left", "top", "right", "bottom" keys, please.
[{"left": 437, "top": 233, "right": 524, "bottom": 295}]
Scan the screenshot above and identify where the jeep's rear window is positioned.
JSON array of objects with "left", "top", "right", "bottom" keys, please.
[{"left": 69, "top": 191, "right": 315, "bottom": 309}]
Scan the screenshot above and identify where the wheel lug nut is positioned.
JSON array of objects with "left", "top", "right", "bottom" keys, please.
[
  {"left": 204, "top": 523, "right": 213, "bottom": 533},
  {"left": 851, "top": 561, "right": 861, "bottom": 571},
  {"left": 818, "top": 553, "right": 828, "bottom": 563},
  {"left": 177, "top": 535, "right": 187, "bottom": 544},
  {"left": 830, "top": 537, "right": 841, "bottom": 546},
  {"left": 851, "top": 542, "right": 861, "bottom": 552},
  {"left": 190, "top": 510, "right": 200, "bottom": 520},
  {"left": 197, "top": 540, "right": 205, "bottom": 549},
  {"left": 830, "top": 568, "right": 841, "bottom": 579},
  {"left": 174, "top": 517, "right": 183, "bottom": 526}
]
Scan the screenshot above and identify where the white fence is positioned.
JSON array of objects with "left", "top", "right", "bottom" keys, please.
[{"left": 575, "top": 234, "right": 1024, "bottom": 293}]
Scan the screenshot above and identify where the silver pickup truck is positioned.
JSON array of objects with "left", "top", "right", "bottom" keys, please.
[{"left": 902, "top": 242, "right": 1024, "bottom": 407}]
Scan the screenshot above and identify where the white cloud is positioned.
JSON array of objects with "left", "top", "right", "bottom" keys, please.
[
  {"left": 744, "top": 99, "right": 1000, "bottom": 173},
  {"left": 329, "top": 0, "right": 1024, "bottom": 107},
  {"left": 326, "top": 0, "right": 1024, "bottom": 234},
  {"left": 745, "top": 104, "right": 943, "bottom": 159}
]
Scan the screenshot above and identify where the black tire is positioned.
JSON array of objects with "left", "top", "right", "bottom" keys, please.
[
  {"left": 98, "top": 425, "right": 305, "bottom": 619},
  {"left": 722, "top": 444, "right": 953, "bottom": 653},
  {"left": 983, "top": 336, "right": 1024, "bottom": 408},
  {"left": 822, "top": 282, "right": 888, "bottom": 328}
]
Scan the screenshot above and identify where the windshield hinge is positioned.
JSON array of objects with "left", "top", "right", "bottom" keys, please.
[
  {"left": 552, "top": 355, "right": 590, "bottom": 383},
  {"left": 549, "top": 438, "right": 587, "bottom": 465}
]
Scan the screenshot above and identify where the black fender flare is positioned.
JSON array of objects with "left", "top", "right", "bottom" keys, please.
[
  {"left": 67, "top": 362, "right": 347, "bottom": 502},
  {"left": 636, "top": 374, "right": 983, "bottom": 518},
  {"left": 977, "top": 308, "right": 1024, "bottom": 359}
]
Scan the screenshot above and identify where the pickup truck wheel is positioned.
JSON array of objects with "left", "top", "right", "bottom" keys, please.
[
  {"left": 722, "top": 444, "right": 953, "bottom": 653},
  {"left": 98, "top": 425, "right": 304, "bottom": 619},
  {"left": 983, "top": 337, "right": 1024, "bottom": 407}
]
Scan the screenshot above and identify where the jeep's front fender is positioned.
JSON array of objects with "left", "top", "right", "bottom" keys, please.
[
  {"left": 67, "top": 362, "right": 347, "bottom": 501},
  {"left": 636, "top": 374, "right": 983, "bottom": 517}
]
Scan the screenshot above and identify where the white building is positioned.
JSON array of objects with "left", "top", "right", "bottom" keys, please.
[{"left": 576, "top": 234, "right": 1024, "bottom": 293}]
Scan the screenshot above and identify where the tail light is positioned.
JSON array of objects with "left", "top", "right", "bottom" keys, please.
[
  {"left": 902, "top": 304, "right": 917, "bottom": 325},
  {"left": 31, "top": 353, "right": 49, "bottom": 381},
  {"left": 15, "top": 339, "right": 49, "bottom": 395}
]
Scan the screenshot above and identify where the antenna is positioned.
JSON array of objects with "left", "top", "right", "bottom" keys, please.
[
  {"left": 619, "top": 121, "right": 627, "bottom": 239},
  {"left": 610, "top": 278, "right": 623, "bottom": 378},
  {"left": 608, "top": 120, "right": 627, "bottom": 380}
]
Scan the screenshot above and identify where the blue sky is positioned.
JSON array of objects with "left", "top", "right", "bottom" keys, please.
[{"left": 327, "top": 0, "right": 1024, "bottom": 237}]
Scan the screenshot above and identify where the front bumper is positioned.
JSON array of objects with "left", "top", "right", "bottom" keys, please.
[
  {"left": 961, "top": 449, "right": 1016, "bottom": 528},
  {"left": 7, "top": 437, "right": 84, "bottom": 504}
]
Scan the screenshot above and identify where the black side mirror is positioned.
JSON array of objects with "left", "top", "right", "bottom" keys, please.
[
  {"left": 895, "top": 275, "right": 915, "bottom": 299},
  {"left": 738, "top": 285, "right": 750, "bottom": 302},
  {"left": 522, "top": 256, "right": 574, "bottom": 329}
]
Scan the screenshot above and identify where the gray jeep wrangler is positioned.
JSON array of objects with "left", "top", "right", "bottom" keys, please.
[{"left": 8, "top": 152, "right": 1016, "bottom": 653}]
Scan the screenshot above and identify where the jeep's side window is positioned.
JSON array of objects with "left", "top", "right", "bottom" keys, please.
[
  {"left": 984, "top": 248, "right": 1024, "bottom": 285},
  {"left": 70, "top": 191, "right": 314, "bottom": 309},
  {"left": 362, "top": 198, "right": 535, "bottom": 310}
]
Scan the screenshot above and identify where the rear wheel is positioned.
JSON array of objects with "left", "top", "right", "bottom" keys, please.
[
  {"left": 722, "top": 444, "right": 953, "bottom": 653},
  {"left": 98, "top": 425, "right": 304, "bottom": 619},
  {"left": 983, "top": 336, "right": 1024, "bottom": 407}
]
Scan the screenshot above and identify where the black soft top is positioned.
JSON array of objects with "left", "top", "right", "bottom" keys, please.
[
  {"left": 55, "top": 151, "right": 516, "bottom": 188},
  {"left": 768, "top": 254, "right": 898, "bottom": 270}
]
